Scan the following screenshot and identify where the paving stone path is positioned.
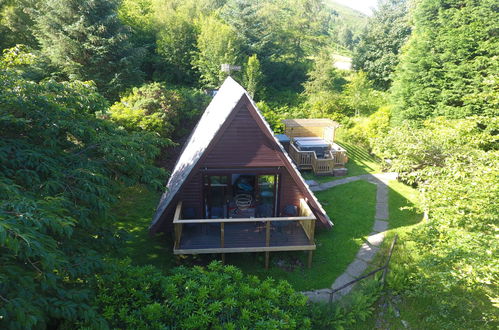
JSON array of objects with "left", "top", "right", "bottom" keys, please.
[{"left": 302, "top": 173, "right": 398, "bottom": 303}]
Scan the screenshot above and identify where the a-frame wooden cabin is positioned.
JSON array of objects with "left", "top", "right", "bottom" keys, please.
[{"left": 150, "top": 77, "right": 332, "bottom": 268}]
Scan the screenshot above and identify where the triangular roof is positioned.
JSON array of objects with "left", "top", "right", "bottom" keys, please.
[{"left": 150, "top": 77, "right": 332, "bottom": 231}]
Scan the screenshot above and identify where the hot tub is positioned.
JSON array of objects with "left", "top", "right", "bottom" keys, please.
[{"left": 294, "top": 137, "right": 330, "bottom": 158}]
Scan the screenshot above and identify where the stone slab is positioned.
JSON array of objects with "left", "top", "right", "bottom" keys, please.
[
  {"left": 332, "top": 272, "right": 355, "bottom": 290},
  {"left": 376, "top": 202, "right": 389, "bottom": 219},
  {"left": 303, "top": 291, "right": 330, "bottom": 303},
  {"left": 356, "top": 243, "right": 380, "bottom": 263},
  {"left": 333, "top": 168, "right": 348, "bottom": 177},
  {"left": 373, "top": 220, "right": 389, "bottom": 232},
  {"left": 366, "top": 231, "right": 385, "bottom": 247},
  {"left": 376, "top": 186, "right": 389, "bottom": 203},
  {"left": 345, "top": 258, "right": 369, "bottom": 278},
  {"left": 305, "top": 180, "right": 318, "bottom": 187}
]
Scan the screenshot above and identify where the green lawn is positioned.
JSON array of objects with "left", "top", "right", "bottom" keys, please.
[
  {"left": 301, "top": 139, "right": 382, "bottom": 183},
  {"left": 227, "top": 180, "right": 377, "bottom": 291},
  {"left": 111, "top": 186, "right": 175, "bottom": 272}
]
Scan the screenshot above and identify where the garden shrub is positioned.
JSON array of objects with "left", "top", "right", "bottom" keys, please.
[
  {"left": 107, "top": 82, "right": 209, "bottom": 138},
  {"left": 92, "top": 261, "right": 311, "bottom": 329},
  {"left": 310, "top": 279, "right": 383, "bottom": 329},
  {"left": 0, "top": 48, "right": 165, "bottom": 329},
  {"left": 343, "top": 106, "right": 391, "bottom": 148}
]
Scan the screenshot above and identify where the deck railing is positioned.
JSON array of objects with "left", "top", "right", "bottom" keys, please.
[
  {"left": 289, "top": 143, "right": 348, "bottom": 175},
  {"left": 289, "top": 143, "right": 314, "bottom": 169},
  {"left": 173, "top": 199, "right": 316, "bottom": 268}
]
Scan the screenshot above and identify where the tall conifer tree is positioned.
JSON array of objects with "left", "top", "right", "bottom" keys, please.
[{"left": 36, "top": 0, "right": 144, "bottom": 98}]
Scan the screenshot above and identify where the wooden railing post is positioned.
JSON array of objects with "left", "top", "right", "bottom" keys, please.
[
  {"left": 221, "top": 222, "right": 225, "bottom": 264},
  {"left": 307, "top": 219, "right": 315, "bottom": 268},
  {"left": 173, "top": 202, "right": 183, "bottom": 249},
  {"left": 265, "top": 220, "right": 270, "bottom": 269}
]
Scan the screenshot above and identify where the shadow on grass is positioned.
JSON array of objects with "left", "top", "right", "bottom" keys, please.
[{"left": 111, "top": 186, "right": 175, "bottom": 272}]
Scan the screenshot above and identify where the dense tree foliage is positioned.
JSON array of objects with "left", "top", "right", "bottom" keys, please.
[
  {"left": 192, "top": 15, "right": 241, "bottom": 88},
  {"left": 36, "top": 0, "right": 145, "bottom": 98},
  {"left": 4, "top": 0, "right": 497, "bottom": 327},
  {"left": 0, "top": 0, "right": 38, "bottom": 50},
  {"left": 342, "top": 0, "right": 498, "bottom": 326},
  {"left": 391, "top": 0, "right": 499, "bottom": 122},
  {"left": 0, "top": 48, "right": 165, "bottom": 328},
  {"left": 353, "top": 0, "right": 411, "bottom": 90},
  {"left": 154, "top": 2, "right": 199, "bottom": 84},
  {"left": 345, "top": 0, "right": 499, "bottom": 326},
  {"left": 107, "top": 82, "right": 209, "bottom": 138},
  {"left": 243, "top": 54, "right": 264, "bottom": 99}
]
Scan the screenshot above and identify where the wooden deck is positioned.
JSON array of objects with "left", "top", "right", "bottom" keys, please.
[
  {"left": 172, "top": 199, "right": 317, "bottom": 268},
  {"left": 177, "top": 222, "right": 313, "bottom": 254},
  {"left": 283, "top": 118, "right": 348, "bottom": 175},
  {"left": 289, "top": 143, "right": 348, "bottom": 175}
]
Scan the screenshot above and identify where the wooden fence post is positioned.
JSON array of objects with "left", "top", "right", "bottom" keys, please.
[
  {"left": 265, "top": 220, "right": 270, "bottom": 269},
  {"left": 382, "top": 235, "right": 398, "bottom": 285},
  {"left": 221, "top": 222, "right": 225, "bottom": 264}
]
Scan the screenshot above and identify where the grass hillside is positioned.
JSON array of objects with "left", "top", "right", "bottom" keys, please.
[{"left": 327, "top": 0, "right": 369, "bottom": 33}]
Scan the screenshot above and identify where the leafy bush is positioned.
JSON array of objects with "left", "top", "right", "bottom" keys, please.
[
  {"left": 257, "top": 101, "right": 309, "bottom": 133},
  {"left": 310, "top": 279, "right": 383, "bottom": 329},
  {"left": 107, "top": 82, "right": 209, "bottom": 138},
  {"left": 343, "top": 106, "right": 391, "bottom": 148},
  {"left": 92, "top": 261, "right": 311, "bottom": 329},
  {"left": 0, "top": 48, "right": 165, "bottom": 328}
]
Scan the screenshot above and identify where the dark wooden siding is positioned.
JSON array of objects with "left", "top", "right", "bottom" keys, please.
[
  {"left": 201, "top": 104, "right": 285, "bottom": 168},
  {"left": 279, "top": 170, "right": 304, "bottom": 214}
]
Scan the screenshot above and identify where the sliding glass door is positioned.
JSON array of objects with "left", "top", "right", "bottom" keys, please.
[{"left": 203, "top": 175, "right": 229, "bottom": 219}]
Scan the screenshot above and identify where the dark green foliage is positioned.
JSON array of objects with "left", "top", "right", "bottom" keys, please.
[
  {"left": 93, "top": 261, "right": 311, "bottom": 329},
  {"left": 353, "top": 0, "right": 411, "bottom": 90},
  {"left": 262, "top": 59, "right": 310, "bottom": 93},
  {"left": 118, "top": 0, "right": 158, "bottom": 81},
  {"left": 220, "top": 0, "right": 273, "bottom": 59},
  {"left": 243, "top": 54, "right": 264, "bottom": 99},
  {"left": 155, "top": 10, "right": 199, "bottom": 84},
  {"left": 192, "top": 14, "right": 241, "bottom": 88},
  {"left": 107, "top": 82, "right": 209, "bottom": 138},
  {"left": 0, "top": 0, "right": 39, "bottom": 50},
  {"left": 221, "top": 0, "right": 336, "bottom": 91},
  {"left": 391, "top": 0, "right": 499, "bottom": 122},
  {"left": 0, "top": 48, "right": 165, "bottom": 328},
  {"left": 310, "top": 280, "right": 383, "bottom": 329},
  {"left": 35, "top": 0, "right": 145, "bottom": 99},
  {"left": 304, "top": 50, "right": 347, "bottom": 95}
]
